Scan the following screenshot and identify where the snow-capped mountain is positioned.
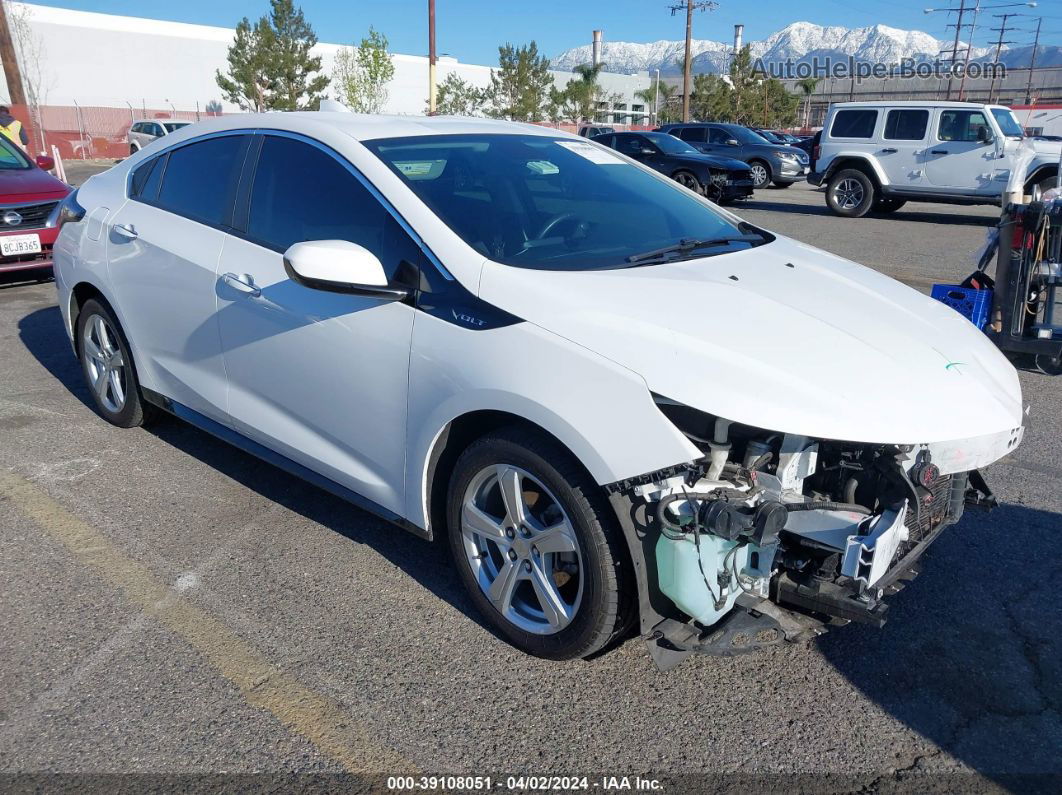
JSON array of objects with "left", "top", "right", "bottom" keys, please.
[{"left": 552, "top": 22, "right": 999, "bottom": 75}]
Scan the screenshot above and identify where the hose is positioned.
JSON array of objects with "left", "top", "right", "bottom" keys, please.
[{"left": 786, "top": 500, "right": 872, "bottom": 516}]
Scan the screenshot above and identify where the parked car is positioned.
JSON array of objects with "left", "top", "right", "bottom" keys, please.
[
  {"left": 657, "top": 122, "right": 809, "bottom": 189},
  {"left": 810, "top": 101, "right": 1062, "bottom": 217},
  {"left": 127, "top": 118, "right": 192, "bottom": 154},
  {"left": 55, "top": 114, "right": 1023, "bottom": 665},
  {"left": 591, "top": 130, "right": 754, "bottom": 204},
  {"left": 578, "top": 125, "right": 615, "bottom": 138},
  {"left": 752, "top": 128, "right": 801, "bottom": 145},
  {"left": 0, "top": 135, "right": 70, "bottom": 282}
]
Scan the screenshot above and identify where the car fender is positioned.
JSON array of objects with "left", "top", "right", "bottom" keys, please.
[
  {"left": 821, "top": 152, "right": 890, "bottom": 187},
  {"left": 404, "top": 314, "right": 700, "bottom": 532}
]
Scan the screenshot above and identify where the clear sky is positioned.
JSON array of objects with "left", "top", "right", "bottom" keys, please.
[{"left": 23, "top": 0, "right": 1062, "bottom": 64}]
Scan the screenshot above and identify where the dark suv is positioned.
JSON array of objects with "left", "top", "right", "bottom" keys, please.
[{"left": 656, "top": 122, "right": 809, "bottom": 189}]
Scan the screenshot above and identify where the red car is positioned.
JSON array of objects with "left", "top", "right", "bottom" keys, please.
[{"left": 0, "top": 135, "right": 71, "bottom": 281}]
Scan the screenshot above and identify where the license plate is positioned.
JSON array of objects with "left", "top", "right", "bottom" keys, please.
[{"left": 1, "top": 233, "right": 41, "bottom": 257}]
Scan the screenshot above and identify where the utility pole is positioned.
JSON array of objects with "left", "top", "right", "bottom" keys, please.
[
  {"left": 653, "top": 67, "right": 660, "bottom": 126},
  {"left": 957, "top": 1, "right": 981, "bottom": 101},
  {"left": 988, "top": 12, "right": 1020, "bottom": 102},
  {"left": 1025, "top": 16, "right": 1041, "bottom": 105},
  {"left": 0, "top": 0, "right": 26, "bottom": 107},
  {"left": 669, "top": 1, "right": 717, "bottom": 123},
  {"left": 427, "top": 0, "right": 437, "bottom": 115}
]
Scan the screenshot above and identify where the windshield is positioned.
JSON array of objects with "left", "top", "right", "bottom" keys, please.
[
  {"left": 365, "top": 134, "right": 763, "bottom": 270},
  {"left": 646, "top": 133, "right": 698, "bottom": 155},
  {"left": 757, "top": 130, "right": 782, "bottom": 143},
  {"left": 163, "top": 122, "right": 190, "bottom": 133},
  {"left": 726, "top": 126, "right": 769, "bottom": 144},
  {"left": 990, "top": 108, "right": 1024, "bottom": 138},
  {"left": 0, "top": 135, "right": 30, "bottom": 170}
]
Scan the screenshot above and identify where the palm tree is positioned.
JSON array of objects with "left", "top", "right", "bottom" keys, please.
[
  {"left": 636, "top": 77, "right": 677, "bottom": 126},
  {"left": 571, "top": 62, "right": 607, "bottom": 122},
  {"left": 797, "top": 77, "right": 821, "bottom": 131}
]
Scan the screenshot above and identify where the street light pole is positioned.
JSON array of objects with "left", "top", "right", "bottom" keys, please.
[
  {"left": 428, "top": 0, "right": 437, "bottom": 115},
  {"left": 653, "top": 68, "right": 660, "bottom": 126},
  {"left": 1025, "top": 16, "right": 1041, "bottom": 105},
  {"left": 669, "top": 1, "right": 717, "bottom": 123}
]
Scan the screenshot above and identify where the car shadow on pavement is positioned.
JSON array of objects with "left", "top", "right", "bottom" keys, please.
[
  {"left": 16, "top": 305, "right": 492, "bottom": 633},
  {"left": 744, "top": 198, "right": 997, "bottom": 227},
  {"left": 17, "top": 305, "right": 1062, "bottom": 786},
  {"left": 814, "top": 502, "right": 1062, "bottom": 790}
]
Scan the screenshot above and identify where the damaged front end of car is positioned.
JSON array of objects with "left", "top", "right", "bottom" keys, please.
[{"left": 607, "top": 396, "right": 1023, "bottom": 671}]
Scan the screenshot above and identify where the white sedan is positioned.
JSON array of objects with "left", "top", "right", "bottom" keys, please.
[{"left": 52, "top": 112, "right": 1024, "bottom": 666}]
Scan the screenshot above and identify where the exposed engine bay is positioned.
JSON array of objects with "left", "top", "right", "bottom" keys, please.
[{"left": 606, "top": 397, "right": 1022, "bottom": 670}]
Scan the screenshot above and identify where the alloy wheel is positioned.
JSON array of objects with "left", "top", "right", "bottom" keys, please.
[
  {"left": 460, "top": 464, "right": 583, "bottom": 635},
  {"left": 834, "top": 178, "right": 865, "bottom": 210},
  {"left": 674, "top": 172, "right": 700, "bottom": 192},
  {"left": 750, "top": 163, "right": 768, "bottom": 188},
  {"left": 82, "top": 313, "right": 127, "bottom": 414}
]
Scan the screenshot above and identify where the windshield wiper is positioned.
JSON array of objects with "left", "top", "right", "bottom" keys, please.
[{"left": 625, "top": 234, "right": 763, "bottom": 264}]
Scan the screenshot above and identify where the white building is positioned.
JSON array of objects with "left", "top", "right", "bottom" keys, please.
[{"left": 2, "top": 2, "right": 651, "bottom": 121}]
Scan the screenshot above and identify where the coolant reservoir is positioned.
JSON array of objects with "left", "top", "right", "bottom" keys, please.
[{"left": 656, "top": 532, "right": 751, "bottom": 626}]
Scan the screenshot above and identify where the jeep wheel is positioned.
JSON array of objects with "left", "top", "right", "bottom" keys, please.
[
  {"left": 826, "top": 169, "right": 875, "bottom": 218},
  {"left": 446, "top": 427, "right": 635, "bottom": 660},
  {"left": 749, "top": 160, "right": 771, "bottom": 189},
  {"left": 1029, "top": 175, "right": 1059, "bottom": 203}
]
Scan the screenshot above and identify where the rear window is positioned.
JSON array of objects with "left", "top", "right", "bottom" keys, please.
[
  {"left": 830, "top": 109, "right": 878, "bottom": 139},
  {"left": 883, "top": 109, "right": 929, "bottom": 140}
]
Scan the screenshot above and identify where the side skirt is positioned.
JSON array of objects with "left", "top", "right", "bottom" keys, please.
[{"left": 141, "top": 388, "right": 430, "bottom": 540}]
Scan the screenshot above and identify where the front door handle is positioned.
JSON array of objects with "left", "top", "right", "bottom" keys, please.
[
  {"left": 113, "top": 223, "right": 138, "bottom": 240},
  {"left": 880, "top": 147, "right": 898, "bottom": 154},
  {"left": 220, "top": 272, "right": 261, "bottom": 298},
  {"left": 930, "top": 149, "right": 948, "bottom": 155}
]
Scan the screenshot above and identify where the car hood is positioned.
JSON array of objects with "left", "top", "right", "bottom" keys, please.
[
  {"left": 0, "top": 167, "right": 69, "bottom": 198},
  {"left": 1025, "top": 137, "right": 1062, "bottom": 157},
  {"left": 477, "top": 236, "right": 1023, "bottom": 445},
  {"left": 676, "top": 153, "right": 750, "bottom": 172}
]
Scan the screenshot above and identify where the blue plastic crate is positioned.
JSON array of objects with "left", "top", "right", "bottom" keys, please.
[{"left": 931, "top": 284, "right": 993, "bottom": 329}]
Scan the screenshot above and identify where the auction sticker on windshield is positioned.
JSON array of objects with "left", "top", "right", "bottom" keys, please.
[
  {"left": 555, "top": 140, "right": 624, "bottom": 164},
  {"left": 0, "top": 233, "right": 41, "bottom": 257}
]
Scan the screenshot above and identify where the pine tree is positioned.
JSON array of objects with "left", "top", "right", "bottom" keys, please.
[
  {"left": 485, "top": 42, "right": 552, "bottom": 121},
  {"left": 216, "top": 0, "right": 329, "bottom": 112},
  {"left": 431, "top": 73, "right": 487, "bottom": 116}
]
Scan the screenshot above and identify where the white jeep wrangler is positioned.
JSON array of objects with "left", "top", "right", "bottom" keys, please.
[{"left": 809, "top": 101, "right": 1060, "bottom": 217}]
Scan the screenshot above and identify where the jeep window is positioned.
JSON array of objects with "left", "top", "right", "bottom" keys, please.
[
  {"left": 938, "top": 110, "right": 990, "bottom": 142},
  {"left": 989, "top": 108, "right": 1024, "bottom": 138},
  {"left": 883, "top": 109, "right": 929, "bottom": 140},
  {"left": 366, "top": 133, "right": 762, "bottom": 270},
  {"left": 830, "top": 110, "right": 878, "bottom": 139}
]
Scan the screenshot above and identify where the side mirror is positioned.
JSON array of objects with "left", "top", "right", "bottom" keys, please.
[
  {"left": 977, "top": 127, "right": 994, "bottom": 145},
  {"left": 35, "top": 155, "right": 55, "bottom": 171},
  {"left": 283, "top": 240, "right": 409, "bottom": 300},
  {"left": 726, "top": 139, "right": 739, "bottom": 146}
]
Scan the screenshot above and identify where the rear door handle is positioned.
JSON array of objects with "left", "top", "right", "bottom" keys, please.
[
  {"left": 880, "top": 147, "right": 898, "bottom": 154},
  {"left": 113, "top": 223, "right": 138, "bottom": 240},
  {"left": 220, "top": 272, "right": 261, "bottom": 298},
  {"left": 930, "top": 149, "right": 948, "bottom": 155}
]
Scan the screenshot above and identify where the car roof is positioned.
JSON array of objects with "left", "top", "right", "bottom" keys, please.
[{"left": 828, "top": 100, "right": 1005, "bottom": 110}]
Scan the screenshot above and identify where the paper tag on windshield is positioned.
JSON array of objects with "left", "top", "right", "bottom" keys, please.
[{"left": 556, "top": 140, "right": 624, "bottom": 164}]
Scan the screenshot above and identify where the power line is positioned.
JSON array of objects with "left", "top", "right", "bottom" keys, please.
[{"left": 668, "top": 1, "right": 716, "bottom": 123}]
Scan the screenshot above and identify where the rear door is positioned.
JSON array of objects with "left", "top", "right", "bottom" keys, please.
[
  {"left": 923, "top": 108, "right": 998, "bottom": 193},
  {"left": 677, "top": 126, "right": 711, "bottom": 153},
  {"left": 215, "top": 133, "right": 419, "bottom": 516},
  {"left": 877, "top": 108, "right": 929, "bottom": 190},
  {"left": 105, "top": 133, "right": 250, "bottom": 422}
]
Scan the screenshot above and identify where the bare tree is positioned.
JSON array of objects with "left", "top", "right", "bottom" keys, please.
[{"left": 7, "top": 3, "right": 52, "bottom": 153}]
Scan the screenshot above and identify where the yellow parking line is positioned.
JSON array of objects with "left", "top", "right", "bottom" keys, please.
[{"left": 0, "top": 469, "right": 414, "bottom": 776}]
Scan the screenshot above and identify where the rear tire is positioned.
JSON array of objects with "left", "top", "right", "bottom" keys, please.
[
  {"left": 826, "top": 168, "right": 876, "bottom": 218},
  {"left": 1035, "top": 353, "right": 1062, "bottom": 376},
  {"left": 446, "top": 426, "right": 635, "bottom": 660},
  {"left": 76, "top": 298, "right": 159, "bottom": 428}
]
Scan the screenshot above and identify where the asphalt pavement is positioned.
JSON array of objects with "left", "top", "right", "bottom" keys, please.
[{"left": 0, "top": 179, "right": 1059, "bottom": 792}]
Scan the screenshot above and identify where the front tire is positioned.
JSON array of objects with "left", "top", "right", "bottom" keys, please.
[
  {"left": 826, "top": 168, "right": 876, "bottom": 217},
  {"left": 749, "top": 160, "right": 771, "bottom": 189},
  {"left": 446, "top": 427, "right": 635, "bottom": 660},
  {"left": 76, "top": 298, "right": 158, "bottom": 428},
  {"left": 672, "top": 170, "right": 703, "bottom": 194}
]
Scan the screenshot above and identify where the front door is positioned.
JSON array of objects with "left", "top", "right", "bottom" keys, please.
[
  {"left": 216, "top": 133, "right": 419, "bottom": 516},
  {"left": 106, "top": 133, "right": 249, "bottom": 422},
  {"left": 923, "top": 109, "right": 999, "bottom": 193}
]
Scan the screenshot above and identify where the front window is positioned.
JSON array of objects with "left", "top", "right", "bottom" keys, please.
[
  {"left": 646, "top": 133, "right": 698, "bottom": 155},
  {"left": 724, "top": 126, "right": 770, "bottom": 144},
  {"left": 365, "top": 134, "right": 765, "bottom": 270},
  {"left": 0, "top": 135, "right": 30, "bottom": 170},
  {"left": 939, "top": 110, "right": 990, "bottom": 143},
  {"left": 990, "top": 108, "right": 1024, "bottom": 138}
]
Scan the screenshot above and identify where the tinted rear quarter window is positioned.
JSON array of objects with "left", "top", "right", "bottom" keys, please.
[
  {"left": 884, "top": 109, "right": 929, "bottom": 140},
  {"left": 830, "top": 110, "right": 878, "bottom": 138},
  {"left": 156, "top": 135, "right": 247, "bottom": 227},
  {"left": 130, "top": 155, "right": 164, "bottom": 201},
  {"left": 678, "top": 127, "right": 706, "bottom": 143}
]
